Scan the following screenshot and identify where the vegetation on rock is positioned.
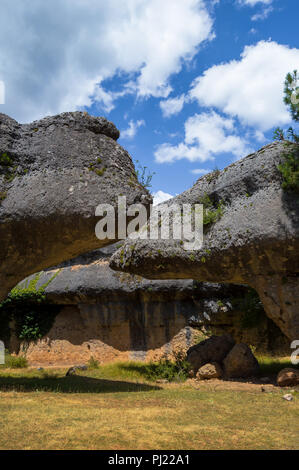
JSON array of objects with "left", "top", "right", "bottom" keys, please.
[
  {"left": 274, "top": 70, "right": 299, "bottom": 193},
  {"left": 231, "top": 287, "right": 265, "bottom": 329},
  {"left": 0, "top": 271, "right": 61, "bottom": 343}
]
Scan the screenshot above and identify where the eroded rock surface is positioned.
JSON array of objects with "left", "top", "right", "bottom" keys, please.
[
  {"left": 277, "top": 368, "right": 299, "bottom": 387},
  {"left": 7, "top": 245, "right": 288, "bottom": 365},
  {"left": 223, "top": 343, "right": 259, "bottom": 378},
  {"left": 196, "top": 362, "right": 223, "bottom": 380},
  {"left": 186, "top": 334, "right": 235, "bottom": 374},
  {"left": 0, "top": 112, "right": 151, "bottom": 301},
  {"left": 110, "top": 142, "right": 299, "bottom": 339}
]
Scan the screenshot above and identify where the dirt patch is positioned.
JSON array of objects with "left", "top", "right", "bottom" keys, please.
[{"left": 185, "top": 377, "right": 287, "bottom": 393}]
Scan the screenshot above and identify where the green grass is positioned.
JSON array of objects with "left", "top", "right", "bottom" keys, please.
[
  {"left": 0, "top": 352, "right": 28, "bottom": 369},
  {"left": 257, "top": 355, "right": 297, "bottom": 376},
  {"left": 0, "top": 367, "right": 298, "bottom": 450},
  {"left": 0, "top": 358, "right": 298, "bottom": 449}
]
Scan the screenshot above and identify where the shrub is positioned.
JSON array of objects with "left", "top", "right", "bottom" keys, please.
[
  {"left": 1, "top": 351, "right": 28, "bottom": 369},
  {"left": 198, "top": 193, "right": 224, "bottom": 227},
  {"left": 87, "top": 356, "right": 100, "bottom": 370},
  {"left": 143, "top": 350, "right": 191, "bottom": 383},
  {"left": 0, "top": 271, "right": 61, "bottom": 342},
  {"left": 231, "top": 287, "right": 265, "bottom": 329},
  {"left": 134, "top": 160, "right": 155, "bottom": 190},
  {"left": 277, "top": 144, "right": 299, "bottom": 194}
]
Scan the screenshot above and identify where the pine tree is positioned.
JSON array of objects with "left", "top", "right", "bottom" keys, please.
[
  {"left": 284, "top": 70, "right": 299, "bottom": 123},
  {"left": 274, "top": 70, "right": 299, "bottom": 143},
  {"left": 275, "top": 70, "right": 299, "bottom": 193}
]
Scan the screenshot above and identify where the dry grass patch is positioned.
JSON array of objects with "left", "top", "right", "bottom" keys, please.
[{"left": 0, "top": 365, "right": 298, "bottom": 450}]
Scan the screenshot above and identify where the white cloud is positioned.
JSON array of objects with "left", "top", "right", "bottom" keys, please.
[
  {"left": 152, "top": 190, "right": 174, "bottom": 206},
  {"left": 160, "top": 94, "right": 186, "bottom": 117},
  {"left": 121, "top": 119, "right": 145, "bottom": 139},
  {"left": 155, "top": 111, "right": 252, "bottom": 163},
  {"left": 190, "top": 168, "right": 212, "bottom": 175},
  {"left": 238, "top": 0, "right": 272, "bottom": 6},
  {"left": 190, "top": 41, "right": 299, "bottom": 131},
  {"left": 251, "top": 6, "right": 273, "bottom": 21},
  {"left": 0, "top": 0, "right": 214, "bottom": 123}
]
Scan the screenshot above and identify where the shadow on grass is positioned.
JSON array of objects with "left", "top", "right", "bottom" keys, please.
[
  {"left": 0, "top": 374, "right": 161, "bottom": 394},
  {"left": 258, "top": 359, "right": 298, "bottom": 377}
]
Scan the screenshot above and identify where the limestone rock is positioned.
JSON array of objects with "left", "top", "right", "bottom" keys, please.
[
  {"left": 0, "top": 112, "right": 151, "bottom": 301},
  {"left": 110, "top": 142, "right": 299, "bottom": 340},
  {"left": 196, "top": 362, "right": 223, "bottom": 380},
  {"left": 8, "top": 245, "right": 288, "bottom": 365},
  {"left": 186, "top": 334, "right": 235, "bottom": 374},
  {"left": 282, "top": 394, "right": 293, "bottom": 401},
  {"left": 277, "top": 368, "right": 299, "bottom": 387},
  {"left": 223, "top": 343, "right": 259, "bottom": 378}
]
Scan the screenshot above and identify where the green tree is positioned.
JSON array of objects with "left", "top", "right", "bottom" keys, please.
[
  {"left": 274, "top": 70, "right": 299, "bottom": 193},
  {"left": 274, "top": 70, "right": 299, "bottom": 143},
  {"left": 284, "top": 70, "right": 299, "bottom": 123}
]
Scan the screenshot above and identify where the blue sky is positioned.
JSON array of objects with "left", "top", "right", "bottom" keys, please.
[{"left": 0, "top": 0, "right": 298, "bottom": 203}]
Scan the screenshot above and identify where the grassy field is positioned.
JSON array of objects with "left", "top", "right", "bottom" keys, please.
[{"left": 0, "top": 359, "right": 298, "bottom": 450}]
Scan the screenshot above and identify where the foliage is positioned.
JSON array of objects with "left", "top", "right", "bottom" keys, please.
[
  {"left": 0, "top": 152, "right": 17, "bottom": 182},
  {"left": 134, "top": 160, "right": 155, "bottom": 190},
  {"left": 87, "top": 356, "right": 100, "bottom": 370},
  {"left": 273, "top": 71, "right": 299, "bottom": 193},
  {"left": 283, "top": 70, "right": 299, "bottom": 122},
  {"left": 231, "top": 287, "right": 265, "bottom": 329},
  {"left": 141, "top": 350, "right": 191, "bottom": 383},
  {"left": 205, "top": 167, "right": 220, "bottom": 183},
  {"left": 277, "top": 146, "right": 299, "bottom": 193},
  {"left": 199, "top": 193, "right": 224, "bottom": 226},
  {"left": 0, "top": 271, "right": 61, "bottom": 342},
  {"left": 0, "top": 351, "right": 28, "bottom": 369}
]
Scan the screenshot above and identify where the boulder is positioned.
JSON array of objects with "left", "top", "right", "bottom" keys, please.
[
  {"left": 0, "top": 112, "right": 151, "bottom": 301},
  {"left": 196, "top": 362, "right": 223, "bottom": 380},
  {"left": 186, "top": 334, "right": 235, "bottom": 373},
  {"left": 277, "top": 368, "right": 299, "bottom": 387},
  {"left": 223, "top": 343, "right": 259, "bottom": 378},
  {"left": 110, "top": 142, "right": 299, "bottom": 340}
]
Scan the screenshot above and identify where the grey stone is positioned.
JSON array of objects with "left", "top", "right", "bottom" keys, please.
[
  {"left": 196, "top": 362, "right": 223, "bottom": 380},
  {"left": 110, "top": 142, "right": 299, "bottom": 340},
  {"left": 282, "top": 394, "right": 293, "bottom": 401},
  {"left": 223, "top": 343, "right": 259, "bottom": 378},
  {"left": 186, "top": 334, "right": 235, "bottom": 374},
  {"left": 0, "top": 111, "right": 151, "bottom": 302},
  {"left": 277, "top": 368, "right": 299, "bottom": 387}
]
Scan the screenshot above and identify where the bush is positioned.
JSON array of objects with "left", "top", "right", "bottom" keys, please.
[
  {"left": 87, "top": 356, "right": 100, "bottom": 370},
  {"left": 277, "top": 144, "right": 299, "bottom": 194},
  {"left": 134, "top": 160, "right": 155, "bottom": 190},
  {"left": 197, "top": 193, "right": 224, "bottom": 227},
  {"left": 1, "top": 351, "right": 28, "bottom": 369},
  {"left": 143, "top": 351, "right": 191, "bottom": 383},
  {"left": 0, "top": 271, "right": 61, "bottom": 343},
  {"left": 231, "top": 287, "right": 265, "bottom": 329}
]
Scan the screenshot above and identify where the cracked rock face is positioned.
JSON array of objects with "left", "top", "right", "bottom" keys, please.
[
  {"left": 0, "top": 112, "right": 151, "bottom": 301},
  {"left": 110, "top": 142, "right": 299, "bottom": 340}
]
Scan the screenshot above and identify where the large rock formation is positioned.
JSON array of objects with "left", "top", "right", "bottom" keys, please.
[
  {"left": 110, "top": 142, "right": 299, "bottom": 340},
  {"left": 0, "top": 112, "right": 151, "bottom": 301},
  {"left": 7, "top": 245, "right": 288, "bottom": 365}
]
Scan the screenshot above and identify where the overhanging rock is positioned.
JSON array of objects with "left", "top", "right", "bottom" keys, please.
[
  {"left": 110, "top": 142, "right": 299, "bottom": 340},
  {"left": 0, "top": 111, "right": 151, "bottom": 301}
]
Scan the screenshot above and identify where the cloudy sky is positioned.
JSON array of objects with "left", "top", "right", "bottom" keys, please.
[{"left": 0, "top": 0, "right": 298, "bottom": 203}]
